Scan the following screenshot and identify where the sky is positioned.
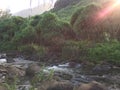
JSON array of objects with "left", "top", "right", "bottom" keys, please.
[{"left": 0, "top": 0, "right": 56, "bottom": 13}]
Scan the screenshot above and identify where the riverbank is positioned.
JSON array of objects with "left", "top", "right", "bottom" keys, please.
[{"left": 0, "top": 55, "right": 120, "bottom": 90}]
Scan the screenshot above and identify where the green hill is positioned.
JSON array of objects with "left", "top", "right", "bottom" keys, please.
[
  {"left": 0, "top": 0, "right": 120, "bottom": 65},
  {"left": 52, "top": 0, "right": 110, "bottom": 21}
]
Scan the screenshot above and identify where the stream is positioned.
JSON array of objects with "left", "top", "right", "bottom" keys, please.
[{"left": 0, "top": 55, "right": 120, "bottom": 90}]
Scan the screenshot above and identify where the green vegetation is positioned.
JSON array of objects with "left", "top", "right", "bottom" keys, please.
[
  {"left": 31, "top": 67, "right": 54, "bottom": 90},
  {"left": 2, "top": 76, "right": 18, "bottom": 90},
  {"left": 2, "top": 68, "right": 54, "bottom": 90},
  {"left": 13, "top": 26, "right": 36, "bottom": 44},
  {"left": 61, "top": 40, "right": 89, "bottom": 61},
  {"left": 31, "top": 69, "right": 54, "bottom": 84},
  {"left": 71, "top": 4, "right": 103, "bottom": 41},
  {"left": 0, "top": 0, "right": 120, "bottom": 65},
  {"left": 89, "top": 41, "right": 120, "bottom": 64},
  {"left": 53, "top": 0, "right": 108, "bottom": 22}
]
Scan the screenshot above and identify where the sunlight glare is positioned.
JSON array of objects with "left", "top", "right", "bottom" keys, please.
[
  {"left": 97, "top": 0, "right": 120, "bottom": 19},
  {"left": 116, "top": 0, "right": 120, "bottom": 5},
  {"left": 113, "top": 0, "right": 120, "bottom": 7}
]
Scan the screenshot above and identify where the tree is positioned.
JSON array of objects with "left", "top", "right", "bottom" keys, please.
[
  {"left": 12, "top": 26, "right": 36, "bottom": 44},
  {"left": 0, "top": 9, "right": 11, "bottom": 20},
  {"left": 71, "top": 4, "right": 105, "bottom": 42}
]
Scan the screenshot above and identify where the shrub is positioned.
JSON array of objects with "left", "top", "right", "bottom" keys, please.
[
  {"left": 13, "top": 26, "right": 36, "bottom": 44},
  {"left": 31, "top": 44, "right": 47, "bottom": 58},
  {"left": 0, "top": 18, "right": 16, "bottom": 41},
  {"left": 70, "top": 6, "right": 85, "bottom": 26},
  {"left": 2, "top": 76, "right": 18, "bottom": 90},
  {"left": 61, "top": 40, "right": 89, "bottom": 61},
  {"left": 30, "top": 15, "right": 42, "bottom": 27},
  {"left": 11, "top": 16, "right": 25, "bottom": 26},
  {"left": 31, "top": 67, "right": 54, "bottom": 85},
  {"left": 36, "top": 12, "right": 75, "bottom": 54},
  {"left": 39, "top": 12, "right": 75, "bottom": 39},
  {"left": 18, "top": 45, "right": 35, "bottom": 55},
  {"left": 89, "top": 41, "right": 120, "bottom": 64},
  {"left": 36, "top": 12, "right": 59, "bottom": 42},
  {"left": 71, "top": 3, "right": 104, "bottom": 41},
  {"left": 71, "top": 2, "right": 120, "bottom": 42},
  {"left": 0, "top": 41, "right": 17, "bottom": 51},
  {"left": 18, "top": 44, "right": 46, "bottom": 58},
  {"left": 0, "top": 9, "right": 11, "bottom": 20}
]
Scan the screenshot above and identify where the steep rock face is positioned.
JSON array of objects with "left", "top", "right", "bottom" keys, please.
[{"left": 54, "top": 0, "right": 79, "bottom": 10}]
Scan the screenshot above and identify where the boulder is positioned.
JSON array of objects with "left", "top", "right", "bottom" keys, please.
[
  {"left": 78, "top": 81, "right": 108, "bottom": 90},
  {"left": 0, "top": 53, "right": 6, "bottom": 58},
  {"left": 0, "top": 65, "right": 25, "bottom": 82},
  {"left": 26, "top": 64, "right": 41, "bottom": 76},
  {"left": 55, "top": 72, "right": 73, "bottom": 80},
  {"left": 46, "top": 81, "right": 73, "bottom": 90},
  {"left": 0, "top": 65, "right": 7, "bottom": 73},
  {"left": 68, "top": 62, "right": 81, "bottom": 68},
  {"left": 5, "top": 66, "right": 25, "bottom": 82},
  {"left": 92, "top": 64, "right": 112, "bottom": 74},
  {"left": 37, "top": 80, "right": 56, "bottom": 90}
]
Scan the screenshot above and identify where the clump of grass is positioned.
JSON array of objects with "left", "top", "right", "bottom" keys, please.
[
  {"left": 2, "top": 76, "right": 18, "bottom": 90},
  {"left": 32, "top": 69, "right": 54, "bottom": 84},
  {"left": 2, "top": 67, "right": 54, "bottom": 90},
  {"left": 31, "top": 66, "right": 54, "bottom": 87}
]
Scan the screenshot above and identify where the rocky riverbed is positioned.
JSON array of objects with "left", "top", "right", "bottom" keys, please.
[{"left": 0, "top": 55, "right": 120, "bottom": 90}]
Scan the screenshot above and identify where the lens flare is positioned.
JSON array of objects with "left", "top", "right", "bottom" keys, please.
[
  {"left": 116, "top": 0, "right": 120, "bottom": 4},
  {"left": 98, "top": 0, "right": 120, "bottom": 19}
]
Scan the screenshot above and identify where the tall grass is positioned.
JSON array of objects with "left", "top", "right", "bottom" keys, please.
[{"left": 2, "top": 77, "right": 18, "bottom": 90}]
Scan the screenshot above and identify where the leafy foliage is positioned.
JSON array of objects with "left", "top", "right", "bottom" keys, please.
[
  {"left": 30, "top": 15, "right": 42, "bottom": 27},
  {"left": 18, "top": 44, "right": 46, "bottom": 58},
  {"left": 62, "top": 40, "right": 89, "bottom": 61},
  {"left": 0, "top": 9, "right": 11, "bottom": 20},
  {"left": 89, "top": 41, "right": 120, "bottom": 64},
  {"left": 34, "top": 12, "right": 75, "bottom": 54},
  {"left": 53, "top": 0, "right": 107, "bottom": 22},
  {"left": 0, "top": 41, "right": 17, "bottom": 51},
  {"left": 0, "top": 0, "right": 120, "bottom": 65},
  {"left": 13, "top": 26, "right": 36, "bottom": 44},
  {"left": 71, "top": 4, "right": 104, "bottom": 41}
]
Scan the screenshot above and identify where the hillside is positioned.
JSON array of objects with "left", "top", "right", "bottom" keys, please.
[
  {"left": 13, "top": 3, "right": 53, "bottom": 17},
  {"left": 0, "top": 0, "right": 120, "bottom": 65},
  {"left": 53, "top": 0, "right": 110, "bottom": 21}
]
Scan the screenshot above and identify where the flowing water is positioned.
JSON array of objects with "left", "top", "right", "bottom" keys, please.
[{"left": 0, "top": 55, "right": 120, "bottom": 90}]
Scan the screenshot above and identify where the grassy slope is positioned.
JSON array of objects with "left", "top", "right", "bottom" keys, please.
[{"left": 53, "top": 0, "right": 110, "bottom": 22}]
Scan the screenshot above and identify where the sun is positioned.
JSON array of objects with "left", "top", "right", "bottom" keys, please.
[
  {"left": 96, "top": 0, "right": 120, "bottom": 20},
  {"left": 116, "top": 0, "right": 120, "bottom": 4},
  {"left": 113, "top": 0, "right": 120, "bottom": 6}
]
